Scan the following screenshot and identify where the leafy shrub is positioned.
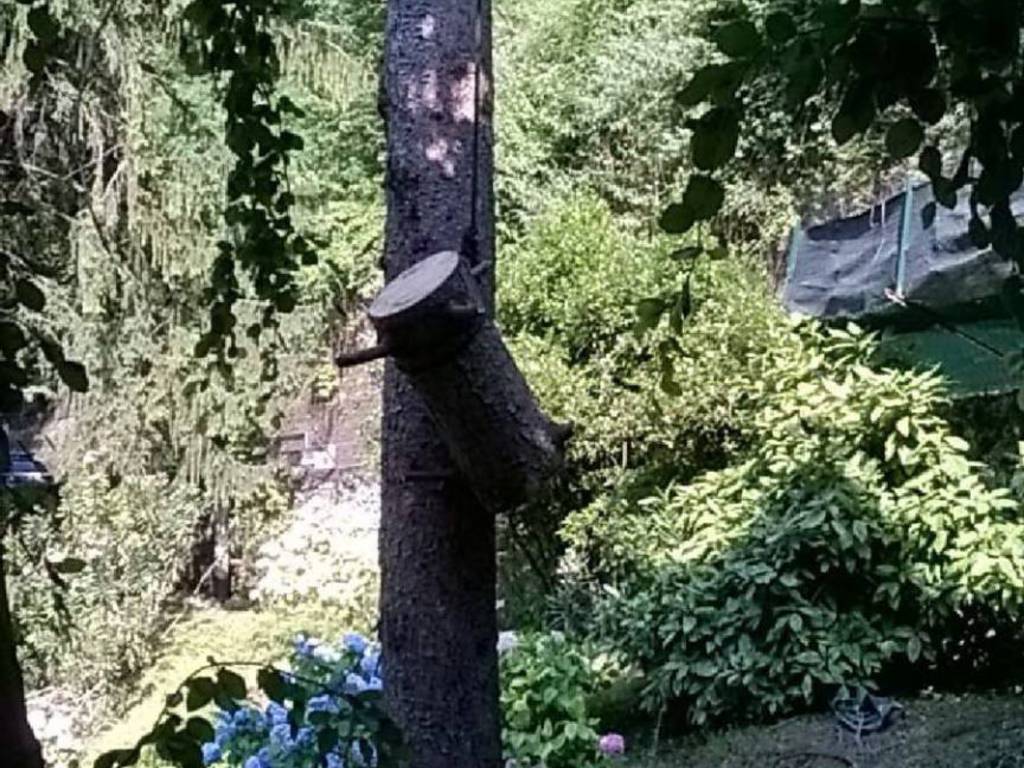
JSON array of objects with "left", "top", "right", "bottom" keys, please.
[
  {"left": 10, "top": 467, "right": 203, "bottom": 695},
  {"left": 497, "top": 193, "right": 800, "bottom": 626},
  {"left": 560, "top": 324, "right": 1024, "bottom": 725},
  {"left": 498, "top": 192, "right": 675, "bottom": 363},
  {"left": 500, "top": 632, "right": 613, "bottom": 768}
]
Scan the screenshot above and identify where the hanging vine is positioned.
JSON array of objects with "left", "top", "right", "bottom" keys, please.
[{"left": 179, "top": 0, "right": 316, "bottom": 369}]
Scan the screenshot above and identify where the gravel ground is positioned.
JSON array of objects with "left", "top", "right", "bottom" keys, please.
[{"left": 632, "top": 695, "right": 1024, "bottom": 768}]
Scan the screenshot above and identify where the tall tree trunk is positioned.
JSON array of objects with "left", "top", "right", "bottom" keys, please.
[
  {"left": 0, "top": 539, "right": 44, "bottom": 768},
  {"left": 379, "top": 1, "right": 501, "bottom": 767}
]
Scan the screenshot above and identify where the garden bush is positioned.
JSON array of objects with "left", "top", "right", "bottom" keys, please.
[
  {"left": 197, "top": 632, "right": 390, "bottom": 768},
  {"left": 500, "top": 632, "right": 629, "bottom": 768},
  {"left": 559, "top": 323, "right": 1024, "bottom": 725},
  {"left": 497, "top": 192, "right": 805, "bottom": 627},
  {"left": 9, "top": 466, "right": 203, "bottom": 696}
]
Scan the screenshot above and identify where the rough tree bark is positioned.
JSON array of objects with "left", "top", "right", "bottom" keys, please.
[
  {"left": 0, "top": 541, "right": 44, "bottom": 768},
  {"left": 378, "top": 1, "right": 503, "bottom": 766}
]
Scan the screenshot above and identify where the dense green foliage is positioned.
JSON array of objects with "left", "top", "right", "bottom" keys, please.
[
  {"left": 559, "top": 325, "right": 1024, "bottom": 724},
  {"left": 5, "top": 0, "right": 1024, "bottom": 763},
  {"left": 500, "top": 633, "right": 606, "bottom": 768},
  {"left": 1, "top": 0, "right": 382, "bottom": 730},
  {"left": 664, "top": 0, "right": 1024, "bottom": 301}
]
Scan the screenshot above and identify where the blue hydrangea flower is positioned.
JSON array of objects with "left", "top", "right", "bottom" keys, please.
[
  {"left": 365, "top": 675, "right": 383, "bottom": 692},
  {"left": 343, "top": 633, "right": 368, "bottom": 655},
  {"left": 308, "top": 694, "right": 340, "bottom": 714},
  {"left": 325, "top": 753, "right": 345, "bottom": 768},
  {"left": 243, "top": 757, "right": 261, "bottom": 768},
  {"left": 313, "top": 644, "right": 342, "bottom": 664},
  {"left": 270, "top": 722, "right": 292, "bottom": 748},
  {"left": 343, "top": 672, "right": 368, "bottom": 695},
  {"left": 265, "top": 701, "right": 289, "bottom": 726},
  {"left": 257, "top": 747, "right": 271, "bottom": 767},
  {"left": 350, "top": 740, "right": 378, "bottom": 768},
  {"left": 359, "top": 651, "right": 380, "bottom": 678},
  {"left": 295, "top": 726, "right": 316, "bottom": 747},
  {"left": 201, "top": 742, "right": 221, "bottom": 765},
  {"left": 214, "top": 719, "right": 235, "bottom": 745}
]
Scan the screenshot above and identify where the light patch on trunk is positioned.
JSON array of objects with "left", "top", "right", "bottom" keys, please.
[
  {"left": 451, "top": 64, "right": 479, "bottom": 123},
  {"left": 409, "top": 69, "right": 442, "bottom": 114},
  {"left": 424, "top": 137, "right": 460, "bottom": 178},
  {"left": 420, "top": 14, "right": 436, "bottom": 39}
]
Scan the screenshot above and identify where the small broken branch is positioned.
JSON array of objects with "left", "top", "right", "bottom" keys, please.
[
  {"left": 335, "top": 343, "right": 392, "bottom": 369},
  {"left": 356, "top": 250, "right": 566, "bottom": 512}
]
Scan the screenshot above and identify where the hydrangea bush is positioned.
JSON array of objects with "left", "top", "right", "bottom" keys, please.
[
  {"left": 200, "top": 633, "right": 386, "bottom": 768},
  {"left": 96, "top": 633, "right": 403, "bottom": 768}
]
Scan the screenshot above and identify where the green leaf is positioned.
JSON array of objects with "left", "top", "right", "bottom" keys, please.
[
  {"left": 0, "top": 360, "right": 28, "bottom": 388},
  {"left": 669, "top": 246, "right": 702, "bottom": 262},
  {"left": 831, "top": 81, "right": 875, "bottom": 145},
  {"left": 217, "top": 668, "right": 247, "bottom": 700},
  {"left": 969, "top": 215, "right": 990, "bottom": 248},
  {"left": 15, "top": 279, "right": 45, "bottom": 312},
  {"left": 681, "top": 174, "right": 725, "bottom": 221},
  {"left": 58, "top": 360, "right": 89, "bottom": 393},
  {"left": 909, "top": 89, "right": 946, "bottom": 125},
  {"left": 93, "top": 749, "right": 139, "bottom": 768},
  {"left": 186, "top": 718, "right": 215, "bottom": 744},
  {"left": 765, "top": 12, "right": 797, "bottom": 44},
  {"left": 185, "top": 677, "right": 217, "bottom": 711},
  {"left": 636, "top": 298, "right": 666, "bottom": 332},
  {"left": 658, "top": 203, "right": 693, "bottom": 235},
  {"left": 921, "top": 201, "right": 936, "bottom": 229},
  {"left": 0, "top": 321, "right": 27, "bottom": 355},
  {"left": 919, "top": 145, "right": 942, "bottom": 179},
  {"left": 317, "top": 727, "right": 340, "bottom": 754},
  {"left": 691, "top": 107, "right": 740, "bottom": 171},
  {"left": 907, "top": 635, "right": 922, "bottom": 663},
  {"left": 886, "top": 118, "right": 924, "bottom": 159},
  {"left": 279, "top": 131, "right": 304, "bottom": 152},
  {"left": 50, "top": 557, "right": 87, "bottom": 574},
  {"left": 713, "top": 20, "right": 762, "bottom": 58},
  {"left": 277, "top": 95, "right": 306, "bottom": 118},
  {"left": 677, "top": 63, "right": 745, "bottom": 107},
  {"left": 22, "top": 41, "right": 46, "bottom": 74},
  {"left": 27, "top": 7, "right": 60, "bottom": 43},
  {"left": 257, "top": 667, "right": 288, "bottom": 703}
]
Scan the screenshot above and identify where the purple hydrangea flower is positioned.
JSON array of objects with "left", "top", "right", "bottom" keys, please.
[{"left": 598, "top": 733, "right": 625, "bottom": 755}]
